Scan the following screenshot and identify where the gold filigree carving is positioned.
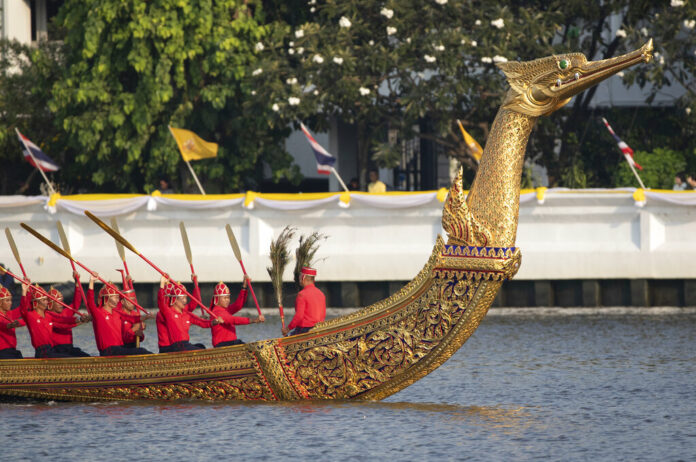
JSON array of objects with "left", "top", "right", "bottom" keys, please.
[{"left": 442, "top": 169, "right": 492, "bottom": 247}]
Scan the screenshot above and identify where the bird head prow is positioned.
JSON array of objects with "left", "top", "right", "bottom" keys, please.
[{"left": 497, "top": 39, "right": 653, "bottom": 117}]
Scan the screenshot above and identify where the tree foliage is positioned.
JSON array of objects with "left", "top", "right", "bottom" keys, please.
[
  {"left": 614, "top": 147, "right": 687, "bottom": 189},
  {"left": 49, "top": 0, "right": 299, "bottom": 193},
  {"left": 0, "top": 40, "right": 65, "bottom": 194},
  {"left": 2, "top": 0, "right": 695, "bottom": 194},
  {"left": 249, "top": 0, "right": 696, "bottom": 188}
]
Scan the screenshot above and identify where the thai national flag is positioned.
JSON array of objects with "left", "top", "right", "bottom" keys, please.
[
  {"left": 16, "top": 130, "right": 60, "bottom": 172},
  {"left": 601, "top": 118, "right": 642, "bottom": 170},
  {"left": 300, "top": 122, "right": 336, "bottom": 175}
]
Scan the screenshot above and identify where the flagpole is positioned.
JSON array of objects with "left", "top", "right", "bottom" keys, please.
[
  {"left": 15, "top": 128, "right": 56, "bottom": 196},
  {"left": 625, "top": 156, "right": 647, "bottom": 189},
  {"left": 331, "top": 167, "right": 350, "bottom": 192},
  {"left": 168, "top": 126, "right": 206, "bottom": 195},
  {"left": 184, "top": 159, "right": 206, "bottom": 195}
]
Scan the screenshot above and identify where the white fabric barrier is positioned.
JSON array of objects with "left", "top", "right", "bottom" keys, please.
[{"left": 2, "top": 188, "right": 696, "bottom": 283}]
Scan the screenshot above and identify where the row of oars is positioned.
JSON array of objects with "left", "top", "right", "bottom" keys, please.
[{"left": 1, "top": 212, "right": 273, "bottom": 328}]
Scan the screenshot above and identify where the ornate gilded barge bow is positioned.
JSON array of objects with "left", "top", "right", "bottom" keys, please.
[{"left": 0, "top": 41, "right": 652, "bottom": 402}]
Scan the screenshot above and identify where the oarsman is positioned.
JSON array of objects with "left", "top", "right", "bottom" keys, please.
[
  {"left": 86, "top": 274, "right": 152, "bottom": 356},
  {"left": 120, "top": 275, "right": 145, "bottom": 349},
  {"left": 158, "top": 275, "right": 222, "bottom": 352},
  {"left": 47, "top": 273, "right": 91, "bottom": 357},
  {"left": 20, "top": 282, "right": 89, "bottom": 358},
  {"left": 282, "top": 267, "right": 326, "bottom": 337},
  {"left": 0, "top": 286, "right": 25, "bottom": 359},
  {"left": 156, "top": 274, "right": 201, "bottom": 353},
  {"left": 210, "top": 277, "right": 264, "bottom": 348}
]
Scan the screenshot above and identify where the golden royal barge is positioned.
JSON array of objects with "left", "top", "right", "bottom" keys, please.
[{"left": 0, "top": 41, "right": 653, "bottom": 402}]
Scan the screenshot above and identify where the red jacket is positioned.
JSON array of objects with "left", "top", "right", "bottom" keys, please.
[
  {"left": 158, "top": 285, "right": 208, "bottom": 344},
  {"left": 86, "top": 289, "right": 142, "bottom": 351},
  {"left": 210, "top": 289, "right": 248, "bottom": 346},
  {"left": 50, "top": 285, "right": 83, "bottom": 346},
  {"left": 122, "top": 313, "right": 144, "bottom": 345},
  {"left": 156, "top": 286, "right": 200, "bottom": 348},
  {"left": 20, "top": 294, "right": 77, "bottom": 349},
  {"left": 0, "top": 307, "right": 25, "bottom": 350},
  {"left": 287, "top": 283, "right": 326, "bottom": 330}
]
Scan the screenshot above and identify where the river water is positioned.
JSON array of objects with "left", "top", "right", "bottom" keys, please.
[{"left": 2, "top": 309, "right": 695, "bottom": 461}]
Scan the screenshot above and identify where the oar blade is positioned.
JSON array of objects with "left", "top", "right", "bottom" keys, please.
[
  {"left": 85, "top": 210, "right": 138, "bottom": 255},
  {"left": 179, "top": 222, "right": 193, "bottom": 265},
  {"left": 5, "top": 228, "right": 22, "bottom": 265},
  {"left": 56, "top": 220, "right": 72, "bottom": 254},
  {"left": 225, "top": 224, "right": 242, "bottom": 261},
  {"left": 110, "top": 217, "right": 127, "bottom": 262}
]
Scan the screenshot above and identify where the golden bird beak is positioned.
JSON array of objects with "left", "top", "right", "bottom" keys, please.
[{"left": 543, "top": 39, "right": 653, "bottom": 101}]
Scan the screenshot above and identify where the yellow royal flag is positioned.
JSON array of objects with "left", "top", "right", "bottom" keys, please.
[
  {"left": 169, "top": 126, "right": 218, "bottom": 162},
  {"left": 456, "top": 120, "right": 483, "bottom": 161}
]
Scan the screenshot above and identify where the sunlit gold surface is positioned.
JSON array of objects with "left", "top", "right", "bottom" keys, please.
[{"left": 0, "top": 42, "right": 651, "bottom": 402}]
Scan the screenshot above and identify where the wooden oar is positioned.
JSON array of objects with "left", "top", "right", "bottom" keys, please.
[
  {"left": 225, "top": 224, "right": 262, "bottom": 316},
  {"left": 19, "top": 223, "right": 150, "bottom": 316},
  {"left": 179, "top": 221, "right": 203, "bottom": 316},
  {"left": 110, "top": 219, "right": 141, "bottom": 346},
  {"left": 0, "top": 264, "right": 83, "bottom": 315},
  {"left": 5, "top": 228, "right": 28, "bottom": 278},
  {"left": 110, "top": 218, "right": 131, "bottom": 277},
  {"left": 56, "top": 220, "right": 88, "bottom": 309},
  {"left": 84, "top": 211, "right": 217, "bottom": 318}
]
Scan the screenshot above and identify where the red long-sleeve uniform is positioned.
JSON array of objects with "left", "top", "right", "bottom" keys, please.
[
  {"left": 86, "top": 289, "right": 142, "bottom": 351},
  {"left": 158, "top": 284, "right": 208, "bottom": 345},
  {"left": 19, "top": 294, "right": 78, "bottom": 349},
  {"left": 122, "top": 317, "right": 144, "bottom": 344},
  {"left": 0, "top": 307, "right": 25, "bottom": 350},
  {"left": 50, "top": 286, "right": 83, "bottom": 346},
  {"left": 156, "top": 285, "right": 200, "bottom": 348},
  {"left": 210, "top": 289, "right": 248, "bottom": 346},
  {"left": 287, "top": 283, "right": 326, "bottom": 330}
]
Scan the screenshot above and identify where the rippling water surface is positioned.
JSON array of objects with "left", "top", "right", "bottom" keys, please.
[{"left": 2, "top": 311, "right": 695, "bottom": 461}]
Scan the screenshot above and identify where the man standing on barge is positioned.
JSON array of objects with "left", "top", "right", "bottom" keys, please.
[{"left": 282, "top": 267, "right": 326, "bottom": 337}]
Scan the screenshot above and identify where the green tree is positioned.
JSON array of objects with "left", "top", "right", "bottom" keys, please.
[
  {"left": 250, "top": 0, "right": 695, "bottom": 189},
  {"left": 614, "top": 147, "right": 686, "bottom": 189},
  {"left": 50, "top": 0, "right": 299, "bottom": 193},
  {"left": 620, "top": 0, "right": 696, "bottom": 174},
  {"left": 0, "top": 39, "right": 65, "bottom": 195}
]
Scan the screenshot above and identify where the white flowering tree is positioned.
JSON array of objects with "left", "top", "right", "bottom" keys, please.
[
  {"left": 250, "top": 0, "right": 695, "bottom": 188},
  {"left": 248, "top": 0, "right": 562, "bottom": 186},
  {"left": 619, "top": 0, "right": 696, "bottom": 162}
]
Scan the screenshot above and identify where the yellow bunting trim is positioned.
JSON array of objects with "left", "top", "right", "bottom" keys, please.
[
  {"left": 536, "top": 187, "right": 547, "bottom": 202},
  {"left": 633, "top": 188, "right": 646, "bottom": 203},
  {"left": 47, "top": 193, "right": 62, "bottom": 207},
  {"left": 339, "top": 192, "right": 351, "bottom": 205},
  {"left": 436, "top": 188, "right": 449, "bottom": 202},
  {"left": 244, "top": 191, "right": 258, "bottom": 208}
]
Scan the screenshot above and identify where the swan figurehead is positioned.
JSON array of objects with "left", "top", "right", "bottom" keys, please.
[{"left": 497, "top": 39, "right": 653, "bottom": 118}]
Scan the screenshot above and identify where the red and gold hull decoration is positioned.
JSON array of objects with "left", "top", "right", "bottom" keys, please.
[{"left": 0, "top": 231, "right": 521, "bottom": 402}]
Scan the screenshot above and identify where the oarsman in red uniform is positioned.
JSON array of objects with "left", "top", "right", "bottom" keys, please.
[
  {"left": 210, "top": 277, "right": 264, "bottom": 348},
  {"left": 86, "top": 274, "right": 152, "bottom": 356},
  {"left": 20, "top": 283, "right": 89, "bottom": 358},
  {"left": 282, "top": 267, "right": 326, "bottom": 337},
  {"left": 156, "top": 274, "right": 201, "bottom": 353},
  {"left": 0, "top": 286, "right": 26, "bottom": 359},
  {"left": 119, "top": 276, "right": 145, "bottom": 349},
  {"left": 47, "top": 273, "right": 91, "bottom": 357},
  {"left": 158, "top": 275, "right": 222, "bottom": 352}
]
